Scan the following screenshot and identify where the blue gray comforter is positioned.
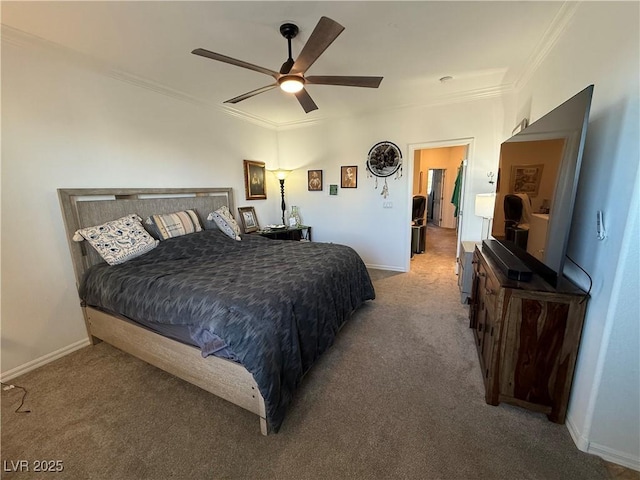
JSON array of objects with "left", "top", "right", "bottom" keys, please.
[{"left": 79, "top": 229, "right": 375, "bottom": 432}]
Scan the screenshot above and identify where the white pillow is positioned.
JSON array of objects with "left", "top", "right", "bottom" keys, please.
[
  {"left": 73, "top": 214, "right": 159, "bottom": 265},
  {"left": 207, "top": 206, "right": 241, "bottom": 241}
]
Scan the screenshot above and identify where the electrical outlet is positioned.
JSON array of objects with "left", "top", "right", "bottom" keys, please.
[
  {"left": 383, "top": 202, "right": 393, "bottom": 209},
  {"left": 596, "top": 210, "right": 607, "bottom": 240}
]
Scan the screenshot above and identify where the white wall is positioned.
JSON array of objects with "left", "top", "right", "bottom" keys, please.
[
  {"left": 510, "top": 2, "right": 639, "bottom": 469},
  {"left": 2, "top": 1, "right": 638, "bottom": 470},
  {"left": 277, "top": 98, "right": 503, "bottom": 271},
  {"left": 0, "top": 40, "right": 278, "bottom": 375}
]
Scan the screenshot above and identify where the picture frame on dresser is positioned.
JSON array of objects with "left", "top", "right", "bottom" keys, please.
[{"left": 238, "top": 206, "right": 259, "bottom": 233}]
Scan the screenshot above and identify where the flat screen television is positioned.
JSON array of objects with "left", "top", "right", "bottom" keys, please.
[{"left": 484, "top": 85, "right": 594, "bottom": 287}]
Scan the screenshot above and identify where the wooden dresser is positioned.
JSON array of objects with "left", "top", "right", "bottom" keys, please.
[{"left": 469, "top": 245, "right": 588, "bottom": 423}]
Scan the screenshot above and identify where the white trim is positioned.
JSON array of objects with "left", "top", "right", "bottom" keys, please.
[
  {"left": 587, "top": 443, "right": 640, "bottom": 472},
  {"left": 566, "top": 413, "right": 591, "bottom": 451},
  {"left": 407, "top": 138, "right": 475, "bottom": 272},
  {"left": 366, "top": 263, "right": 406, "bottom": 273},
  {"left": 1, "top": 25, "right": 511, "bottom": 132},
  {"left": 0, "top": 338, "right": 91, "bottom": 383},
  {"left": 568, "top": 413, "right": 640, "bottom": 471},
  {"left": 514, "top": 2, "right": 580, "bottom": 91},
  {"left": 0, "top": 25, "right": 279, "bottom": 130}
]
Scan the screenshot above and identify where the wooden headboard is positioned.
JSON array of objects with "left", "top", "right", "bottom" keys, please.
[{"left": 58, "top": 187, "right": 234, "bottom": 287}]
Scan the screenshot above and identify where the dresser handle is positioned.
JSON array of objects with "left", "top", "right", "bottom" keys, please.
[
  {"left": 478, "top": 272, "right": 486, "bottom": 278},
  {"left": 485, "top": 288, "right": 495, "bottom": 296}
]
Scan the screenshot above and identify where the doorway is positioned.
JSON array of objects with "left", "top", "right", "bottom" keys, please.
[{"left": 408, "top": 139, "right": 472, "bottom": 273}]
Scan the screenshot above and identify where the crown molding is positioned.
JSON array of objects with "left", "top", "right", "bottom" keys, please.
[
  {"left": 277, "top": 83, "right": 512, "bottom": 131},
  {"left": 2, "top": 23, "right": 516, "bottom": 132},
  {"left": 1, "top": 25, "right": 279, "bottom": 130},
  {"left": 514, "top": 1, "right": 580, "bottom": 91}
]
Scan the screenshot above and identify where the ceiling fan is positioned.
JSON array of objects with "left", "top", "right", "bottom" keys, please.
[{"left": 192, "top": 16, "right": 383, "bottom": 113}]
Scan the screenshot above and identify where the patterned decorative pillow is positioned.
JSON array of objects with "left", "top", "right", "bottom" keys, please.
[
  {"left": 145, "top": 210, "right": 202, "bottom": 241},
  {"left": 207, "top": 206, "right": 241, "bottom": 241},
  {"left": 72, "top": 214, "right": 159, "bottom": 266}
]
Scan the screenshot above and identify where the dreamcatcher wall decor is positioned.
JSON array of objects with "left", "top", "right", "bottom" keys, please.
[{"left": 366, "top": 141, "right": 403, "bottom": 198}]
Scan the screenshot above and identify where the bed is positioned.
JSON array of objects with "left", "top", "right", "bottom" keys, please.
[{"left": 58, "top": 187, "right": 375, "bottom": 435}]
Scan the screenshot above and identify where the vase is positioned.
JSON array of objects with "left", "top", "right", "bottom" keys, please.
[{"left": 288, "top": 206, "right": 301, "bottom": 227}]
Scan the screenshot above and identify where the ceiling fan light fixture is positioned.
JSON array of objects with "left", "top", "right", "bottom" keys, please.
[{"left": 279, "top": 76, "right": 304, "bottom": 93}]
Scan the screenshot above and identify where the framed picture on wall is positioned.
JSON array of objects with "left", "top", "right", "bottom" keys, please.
[
  {"left": 243, "top": 160, "right": 266, "bottom": 200},
  {"left": 510, "top": 164, "right": 544, "bottom": 197},
  {"left": 341, "top": 166, "right": 357, "bottom": 188},
  {"left": 308, "top": 170, "right": 323, "bottom": 191}
]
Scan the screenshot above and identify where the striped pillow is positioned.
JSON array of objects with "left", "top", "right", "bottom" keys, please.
[{"left": 145, "top": 210, "right": 202, "bottom": 241}]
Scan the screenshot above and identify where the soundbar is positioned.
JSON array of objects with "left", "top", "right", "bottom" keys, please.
[{"left": 482, "top": 239, "right": 533, "bottom": 282}]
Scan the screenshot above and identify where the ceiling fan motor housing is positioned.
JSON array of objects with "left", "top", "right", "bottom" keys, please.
[{"left": 279, "top": 23, "right": 299, "bottom": 39}]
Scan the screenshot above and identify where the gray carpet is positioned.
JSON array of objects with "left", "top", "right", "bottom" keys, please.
[{"left": 1, "top": 226, "right": 610, "bottom": 479}]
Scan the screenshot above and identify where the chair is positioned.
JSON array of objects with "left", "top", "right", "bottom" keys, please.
[
  {"left": 504, "top": 194, "right": 528, "bottom": 249},
  {"left": 411, "top": 195, "right": 427, "bottom": 255},
  {"left": 412, "top": 195, "right": 427, "bottom": 225}
]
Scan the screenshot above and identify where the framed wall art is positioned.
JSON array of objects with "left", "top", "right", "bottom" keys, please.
[
  {"left": 243, "top": 160, "right": 266, "bottom": 200},
  {"left": 238, "top": 206, "right": 259, "bottom": 233},
  {"left": 308, "top": 170, "right": 323, "bottom": 191},
  {"left": 366, "top": 141, "right": 403, "bottom": 198},
  {"left": 341, "top": 166, "right": 357, "bottom": 188},
  {"left": 510, "top": 164, "right": 544, "bottom": 197}
]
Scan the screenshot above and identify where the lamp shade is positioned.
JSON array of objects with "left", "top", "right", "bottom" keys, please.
[
  {"left": 270, "top": 169, "right": 292, "bottom": 180},
  {"left": 475, "top": 193, "right": 496, "bottom": 219}
]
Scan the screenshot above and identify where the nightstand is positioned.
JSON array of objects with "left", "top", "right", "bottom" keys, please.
[{"left": 258, "top": 226, "right": 311, "bottom": 241}]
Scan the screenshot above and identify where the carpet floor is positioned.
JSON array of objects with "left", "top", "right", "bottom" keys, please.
[{"left": 1, "top": 225, "right": 612, "bottom": 479}]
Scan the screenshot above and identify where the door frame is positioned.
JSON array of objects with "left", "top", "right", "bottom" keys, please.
[{"left": 406, "top": 138, "right": 474, "bottom": 272}]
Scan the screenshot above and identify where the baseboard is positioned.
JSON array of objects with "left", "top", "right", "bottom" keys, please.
[
  {"left": 566, "top": 415, "right": 590, "bottom": 451},
  {"left": 566, "top": 415, "right": 640, "bottom": 471},
  {"left": 587, "top": 442, "right": 640, "bottom": 472},
  {"left": 0, "top": 338, "right": 91, "bottom": 382},
  {"left": 366, "top": 263, "right": 405, "bottom": 272}
]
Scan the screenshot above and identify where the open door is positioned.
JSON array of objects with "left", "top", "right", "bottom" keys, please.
[{"left": 430, "top": 169, "right": 445, "bottom": 226}]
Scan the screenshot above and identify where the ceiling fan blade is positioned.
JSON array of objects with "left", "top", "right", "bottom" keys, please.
[
  {"left": 290, "top": 17, "right": 345, "bottom": 75},
  {"left": 294, "top": 88, "right": 319, "bottom": 113},
  {"left": 305, "top": 76, "right": 383, "bottom": 88},
  {"left": 192, "top": 48, "right": 278, "bottom": 78},
  {"left": 224, "top": 84, "right": 278, "bottom": 104}
]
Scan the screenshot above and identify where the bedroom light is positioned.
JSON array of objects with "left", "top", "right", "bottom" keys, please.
[
  {"left": 273, "top": 169, "right": 292, "bottom": 180},
  {"left": 270, "top": 169, "right": 293, "bottom": 224},
  {"left": 278, "top": 76, "right": 304, "bottom": 93},
  {"left": 475, "top": 193, "right": 496, "bottom": 239}
]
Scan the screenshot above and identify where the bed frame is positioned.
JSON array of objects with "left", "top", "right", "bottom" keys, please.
[{"left": 58, "top": 188, "right": 268, "bottom": 435}]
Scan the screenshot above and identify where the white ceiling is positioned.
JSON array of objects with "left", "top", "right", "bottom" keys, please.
[{"left": 2, "top": 1, "right": 567, "bottom": 127}]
